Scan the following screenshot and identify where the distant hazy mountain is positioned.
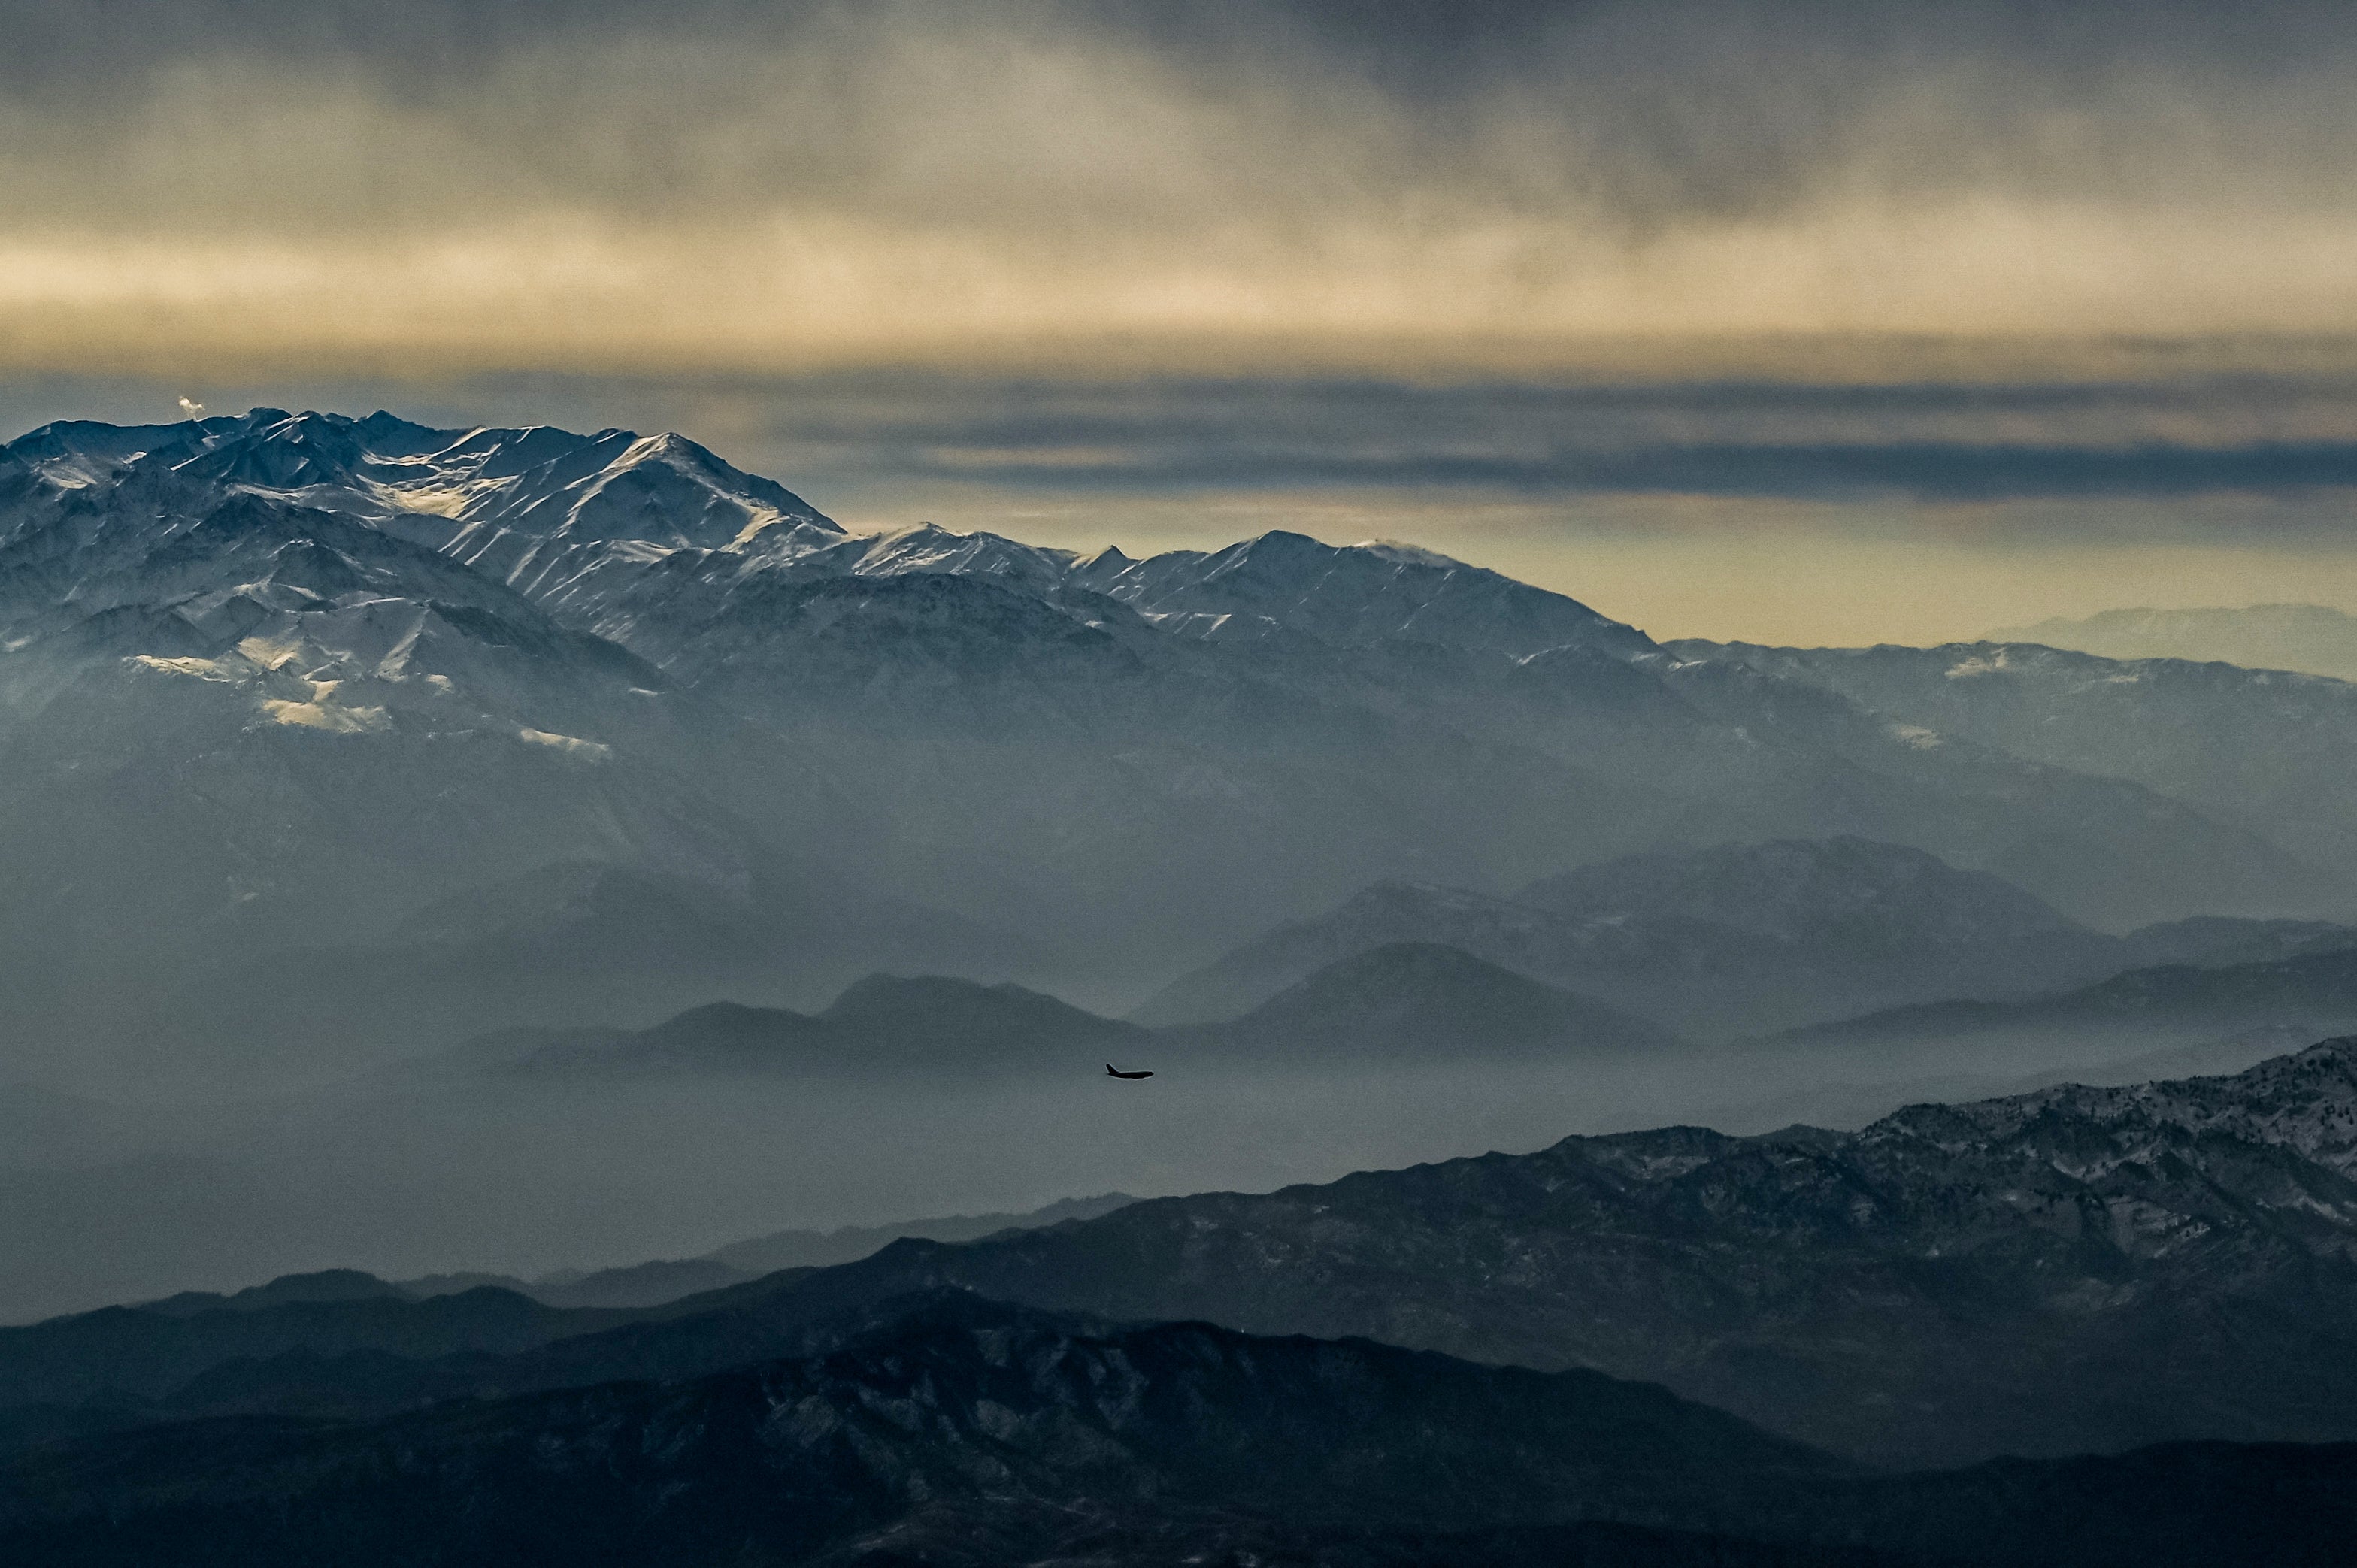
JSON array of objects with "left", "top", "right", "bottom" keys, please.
[
  {"left": 1135, "top": 837, "right": 2341, "bottom": 1037},
  {"left": 393, "top": 1195, "right": 1139, "bottom": 1311},
  {"left": 1679, "top": 638, "right": 2357, "bottom": 909},
  {"left": 146, "top": 858, "right": 1041, "bottom": 1087},
  {"left": 1990, "top": 603, "right": 2357, "bottom": 682},
  {"left": 362, "top": 1197, "right": 1138, "bottom": 1313},
  {"left": 0, "top": 1196, "right": 1139, "bottom": 1421},
  {"left": 1777, "top": 942, "right": 2357, "bottom": 1055},
  {"left": 469, "top": 975, "right": 1149, "bottom": 1080},
  {"left": 462, "top": 951, "right": 1671, "bottom": 1084},
  {"left": 1694, "top": 1023, "right": 2320, "bottom": 1137},
  {"left": 694, "top": 1191, "right": 1137, "bottom": 1281},
  {"left": 1177, "top": 942, "right": 1682, "bottom": 1061}
]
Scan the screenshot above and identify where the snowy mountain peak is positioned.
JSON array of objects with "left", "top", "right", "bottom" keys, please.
[
  {"left": 1356, "top": 538, "right": 1471, "bottom": 570},
  {"left": 1071, "top": 526, "right": 1655, "bottom": 658},
  {"left": 2, "top": 409, "right": 835, "bottom": 563},
  {"left": 841, "top": 524, "right": 1080, "bottom": 587}
]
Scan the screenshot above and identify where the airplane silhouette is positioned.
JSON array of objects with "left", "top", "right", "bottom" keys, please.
[{"left": 1104, "top": 1064, "right": 1154, "bottom": 1079}]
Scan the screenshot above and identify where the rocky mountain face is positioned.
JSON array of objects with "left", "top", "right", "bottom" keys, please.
[
  {"left": 1135, "top": 837, "right": 2348, "bottom": 1036},
  {"left": 6, "top": 409, "right": 2348, "bottom": 1086}
]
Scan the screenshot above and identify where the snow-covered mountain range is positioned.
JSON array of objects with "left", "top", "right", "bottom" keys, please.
[{"left": 3, "top": 407, "right": 2352, "bottom": 1087}]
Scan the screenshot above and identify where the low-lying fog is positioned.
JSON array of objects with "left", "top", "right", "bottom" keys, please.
[{"left": 0, "top": 1022, "right": 2292, "bottom": 1324}]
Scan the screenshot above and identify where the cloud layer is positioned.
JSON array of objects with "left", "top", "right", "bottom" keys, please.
[{"left": 5, "top": 1, "right": 2357, "bottom": 369}]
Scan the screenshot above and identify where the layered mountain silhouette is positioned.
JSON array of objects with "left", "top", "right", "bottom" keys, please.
[
  {"left": 8, "top": 410, "right": 2350, "bottom": 1091},
  {"left": 1777, "top": 940, "right": 2357, "bottom": 1054},
  {"left": 8, "top": 1041, "right": 2355, "bottom": 1474},
  {"left": 533, "top": 1038, "right": 2356, "bottom": 1469},
  {"left": 1171, "top": 941, "right": 1681, "bottom": 1059},
  {"left": 5, "top": 1227, "right": 2357, "bottom": 1563},
  {"left": 8, "top": 1291, "right": 2268, "bottom": 1568},
  {"left": 441, "top": 944, "right": 1679, "bottom": 1084},
  {"left": 0, "top": 1197, "right": 1138, "bottom": 1427},
  {"left": 470, "top": 976, "right": 1150, "bottom": 1079},
  {"left": 1137, "top": 837, "right": 2351, "bottom": 1036}
]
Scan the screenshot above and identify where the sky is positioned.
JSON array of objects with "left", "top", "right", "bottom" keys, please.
[{"left": 4, "top": 0, "right": 2355, "bottom": 643}]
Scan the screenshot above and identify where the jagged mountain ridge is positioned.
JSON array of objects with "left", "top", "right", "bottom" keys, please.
[
  {"left": 2, "top": 407, "right": 2346, "bottom": 1091},
  {"left": 0, "top": 420, "right": 799, "bottom": 994}
]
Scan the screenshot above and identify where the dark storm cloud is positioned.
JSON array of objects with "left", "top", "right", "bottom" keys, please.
[
  {"left": 641, "top": 367, "right": 2357, "bottom": 503},
  {"left": 14, "top": 0, "right": 2354, "bottom": 219},
  {"left": 21, "top": 361, "right": 2357, "bottom": 508},
  {"left": 904, "top": 435, "right": 2357, "bottom": 503}
]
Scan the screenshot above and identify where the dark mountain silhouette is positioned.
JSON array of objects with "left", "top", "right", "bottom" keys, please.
[
  {"left": 456, "top": 946, "right": 1675, "bottom": 1083},
  {"left": 474, "top": 974, "right": 1148, "bottom": 1079},
  {"left": 2, "top": 1294, "right": 2353, "bottom": 1568}
]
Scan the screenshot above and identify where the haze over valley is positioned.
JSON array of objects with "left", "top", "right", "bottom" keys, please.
[
  {"left": 2, "top": 404, "right": 2355, "bottom": 1324},
  {"left": 10, "top": 2, "right": 2357, "bottom": 1561}
]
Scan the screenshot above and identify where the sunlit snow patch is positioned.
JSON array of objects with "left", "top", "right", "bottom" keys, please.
[
  {"left": 129, "top": 655, "right": 239, "bottom": 683},
  {"left": 517, "top": 727, "right": 613, "bottom": 761},
  {"left": 262, "top": 695, "right": 390, "bottom": 733}
]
